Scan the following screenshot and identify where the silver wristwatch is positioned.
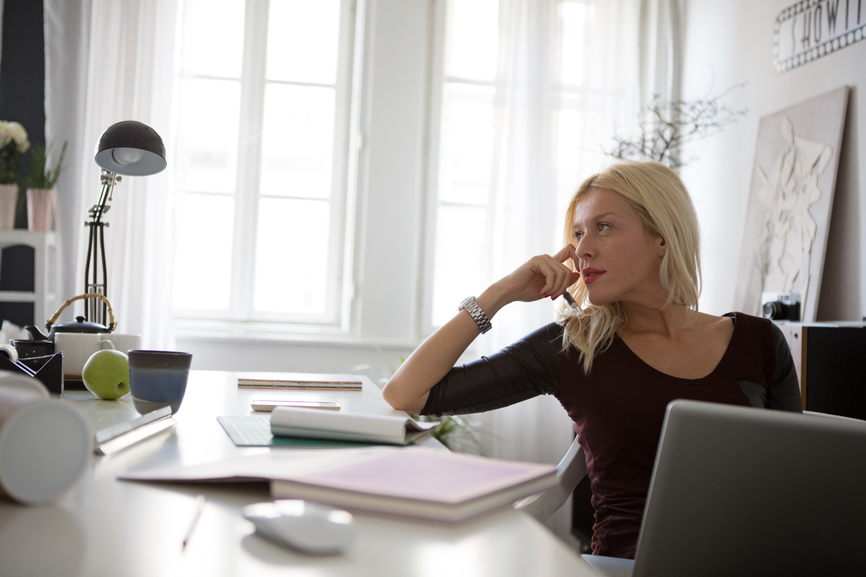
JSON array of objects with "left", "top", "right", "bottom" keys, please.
[{"left": 458, "top": 296, "right": 492, "bottom": 334}]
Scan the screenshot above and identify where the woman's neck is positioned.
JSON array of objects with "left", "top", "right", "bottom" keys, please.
[{"left": 619, "top": 301, "right": 699, "bottom": 339}]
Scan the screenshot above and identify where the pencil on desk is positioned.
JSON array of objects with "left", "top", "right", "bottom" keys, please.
[{"left": 182, "top": 495, "right": 206, "bottom": 549}]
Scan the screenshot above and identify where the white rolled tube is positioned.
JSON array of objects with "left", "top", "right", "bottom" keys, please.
[
  {"left": 0, "top": 344, "right": 17, "bottom": 363},
  {"left": 0, "top": 372, "right": 90, "bottom": 505}
]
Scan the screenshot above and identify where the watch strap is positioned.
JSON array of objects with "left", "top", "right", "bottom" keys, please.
[{"left": 458, "top": 296, "right": 492, "bottom": 334}]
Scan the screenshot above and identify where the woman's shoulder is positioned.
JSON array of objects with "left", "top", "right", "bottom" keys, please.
[
  {"left": 723, "top": 310, "right": 783, "bottom": 350},
  {"left": 723, "top": 310, "right": 775, "bottom": 330},
  {"left": 693, "top": 310, "right": 737, "bottom": 327}
]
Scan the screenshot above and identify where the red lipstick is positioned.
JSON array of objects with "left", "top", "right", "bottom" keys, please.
[{"left": 582, "top": 268, "right": 604, "bottom": 284}]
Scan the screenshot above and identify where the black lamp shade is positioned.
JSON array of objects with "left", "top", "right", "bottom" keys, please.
[{"left": 94, "top": 120, "right": 167, "bottom": 176}]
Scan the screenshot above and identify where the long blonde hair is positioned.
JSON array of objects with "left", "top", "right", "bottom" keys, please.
[{"left": 559, "top": 160, "right": 702, "bottom": 373}]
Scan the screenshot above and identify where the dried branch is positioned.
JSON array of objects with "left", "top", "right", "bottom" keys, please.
[{"left": 605, "top": 83, "right": 748, "bottom": 170}]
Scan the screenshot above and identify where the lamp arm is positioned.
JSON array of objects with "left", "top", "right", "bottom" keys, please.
[
  {"left": 83, "top": 169, "right": 120, "bottom": 324},
  {"left": 89, "top": 170, "right": 120, "bottom": 224}
]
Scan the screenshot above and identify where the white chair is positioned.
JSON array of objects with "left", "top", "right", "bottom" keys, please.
[{"left": 514, "top": 434, "right": 587, "bottom": 522}]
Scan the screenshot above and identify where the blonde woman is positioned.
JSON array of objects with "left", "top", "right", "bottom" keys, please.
[{"left": 383, "top": 160, "right": 801, "bottom": 559}]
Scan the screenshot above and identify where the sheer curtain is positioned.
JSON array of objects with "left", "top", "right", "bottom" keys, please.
[
  {"left": 449, "top": 0, "right": 680, "bottom": 539},
  {"left": 44, "top": 0, "right": 178, "bottom": 347},
  {"left": 639, "top": 0, "right": 683, "bottom": 108},
  {"left": 470, "top": 0, "right": 640, "bottom": 459}
]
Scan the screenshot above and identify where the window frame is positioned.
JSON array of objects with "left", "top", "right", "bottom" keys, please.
[
  {"left": 422, "top": 0, "right": 504, "bottom": 336},
  {"left": 171, "top": 0, "right": 362, "bottom": 333},
  {"left": 419, "top": 0, "right": 449, "bottom": 337}
]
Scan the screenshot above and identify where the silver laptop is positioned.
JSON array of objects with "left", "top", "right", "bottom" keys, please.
[{"left": 588, "top": 399, "right": 866, "bottom": 577}]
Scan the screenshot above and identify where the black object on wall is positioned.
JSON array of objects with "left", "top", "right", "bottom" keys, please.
[
  {"left": 0, "top": 0, "right": 46, "bottom": 327},
  {"left": 0, "top": 0, "right": 47, "bottom": 208}
]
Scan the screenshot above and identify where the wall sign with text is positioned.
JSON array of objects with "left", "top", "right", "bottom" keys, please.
[{"left": 775, "top": 0, "right": 865, "bottom": 73}]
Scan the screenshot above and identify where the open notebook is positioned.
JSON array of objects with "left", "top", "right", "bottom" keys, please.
[{"left": 218, "top": 408, "right": 438, "bottom": 447}]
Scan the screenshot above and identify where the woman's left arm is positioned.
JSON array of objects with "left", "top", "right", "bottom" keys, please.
[{"left": 768, "top": 323, "right": 803, "bottom": 412}]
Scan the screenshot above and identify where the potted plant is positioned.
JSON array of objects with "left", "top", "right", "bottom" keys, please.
[
  {"left": 0, "top": 121, "right": 30, "bottom": 230},
  {"left": 24, "top": 141, "right": 67, "bottom": 231}
]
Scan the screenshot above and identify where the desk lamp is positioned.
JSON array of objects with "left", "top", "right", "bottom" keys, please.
[{"left": 84, "top": 120, "right": 166, "bottom": 324}]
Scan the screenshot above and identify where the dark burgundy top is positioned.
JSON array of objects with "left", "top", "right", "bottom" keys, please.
[{"left": 422, "top": 312, "right": 802, "bottom": 558}]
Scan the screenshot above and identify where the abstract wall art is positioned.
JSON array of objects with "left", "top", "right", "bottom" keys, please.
[{"left": 734, "top": 86, "right": 849, "bottom": 322}]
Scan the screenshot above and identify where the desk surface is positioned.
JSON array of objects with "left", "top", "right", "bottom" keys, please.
[{"left": 0, "top": 371, "right": 594, "bottom": 577}]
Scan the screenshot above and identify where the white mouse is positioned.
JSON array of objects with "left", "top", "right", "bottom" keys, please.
[{"left": 243, "top": 500, "right": 356, "bottom": 555}]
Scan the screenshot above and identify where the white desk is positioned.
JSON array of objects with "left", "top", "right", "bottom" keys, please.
[{"left": 0, "top": 371, "right": 595, "bottom": 577}]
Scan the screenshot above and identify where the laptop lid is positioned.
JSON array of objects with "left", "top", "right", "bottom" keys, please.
[{"left": 632, "top": 400, "right": 866, "bottom": 577}]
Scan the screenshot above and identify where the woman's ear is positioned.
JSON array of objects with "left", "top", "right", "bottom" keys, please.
[{"left": 658, "top": 236, "right": 666, "bottom": 257}]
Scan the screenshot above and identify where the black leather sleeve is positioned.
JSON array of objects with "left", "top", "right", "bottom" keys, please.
[
  {"left": 768, "top": 322, "right": 803, "bottom": 412},
  {"left": 421, "top": 322, "right": 566, "bottom": 417}
]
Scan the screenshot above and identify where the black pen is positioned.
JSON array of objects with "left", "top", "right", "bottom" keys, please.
[{"left": 561, "top": 292, "right": 585, "bottom": 318}]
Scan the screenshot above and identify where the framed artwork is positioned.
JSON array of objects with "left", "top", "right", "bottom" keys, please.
[{"left": 734, "top": 86, "right": 849, "bottom": 322}]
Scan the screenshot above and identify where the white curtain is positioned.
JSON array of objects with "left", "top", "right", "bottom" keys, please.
[
  {"left": 474, "top": 0, "right": 640, "bottom": 457},
  {"left": 44, "top": 0, "right": 178, "bottom": 348},
  {"left": 639, "top": 0, "right": 683, "bottom": 106},
  {"left": 463, "top": 0, "right": 680, "bottom": 539}
]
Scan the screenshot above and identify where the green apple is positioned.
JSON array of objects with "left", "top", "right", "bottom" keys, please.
[{"left": 82, "top": 350, "right": 130, "bottom": 400}]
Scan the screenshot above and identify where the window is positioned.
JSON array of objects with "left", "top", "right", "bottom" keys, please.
[
  {"left": 426, "top": 0, "right": 637, "bottom": 329},
  {"left": 171, "top": 0, "right": 357, "bottom": 329},
  {"left": 428, "top": 0, "right": 499, "bottom": 328}
]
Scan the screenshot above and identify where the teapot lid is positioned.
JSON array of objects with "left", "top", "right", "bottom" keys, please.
[
  {"left": 51, "top": 316, "right": 108, "bottom": 334},
  {"left": 44, "top": 294, "right": 117, "bottom": 336}
]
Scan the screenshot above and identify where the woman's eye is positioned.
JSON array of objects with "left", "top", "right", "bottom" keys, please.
[
  {"left": 574, "top": 231, "right": 583, "bottom": 241},
  {"left": 598, "top": 223, "right": 611, "bottom": 232}
]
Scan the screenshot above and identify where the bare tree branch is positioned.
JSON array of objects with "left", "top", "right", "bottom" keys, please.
[{"left": 604, "top": 83, "right": 748, "bottom": 170}]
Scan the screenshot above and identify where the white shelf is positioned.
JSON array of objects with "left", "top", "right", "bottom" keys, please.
[
  {"left": 0, "top": 291, "right": 36, "bottom": 302},
  {"left": 0, "top": 230, "right": 59, "bottom": 327}
]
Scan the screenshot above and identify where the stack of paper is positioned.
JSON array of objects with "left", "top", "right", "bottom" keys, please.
[{"left": 119, "top": 447, "right": 558, "bottom": 523}]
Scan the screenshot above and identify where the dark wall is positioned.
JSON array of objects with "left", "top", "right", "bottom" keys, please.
[
  {"left": 0, "top": 0, "right": 45, "bottom": 228},
  {"left": 0, "top": 0, "right": 45, "bottom": 323}
]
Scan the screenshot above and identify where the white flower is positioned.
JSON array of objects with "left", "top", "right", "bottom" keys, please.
[{"left": 0, "top": 121, "right": 30, "bottom": 152}]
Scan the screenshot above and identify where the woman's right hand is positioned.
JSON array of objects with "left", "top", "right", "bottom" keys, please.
[{"left": 494, "top": 244, "right": 581, "bottom": 306}]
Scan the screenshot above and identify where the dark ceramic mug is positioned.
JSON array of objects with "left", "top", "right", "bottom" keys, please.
[{"left": 128, "top": 350, "right": 193, "bottom": 415}]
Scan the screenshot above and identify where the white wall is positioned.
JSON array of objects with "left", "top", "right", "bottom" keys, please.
[
  {"left": 679, "top": 0, "right": 866, "bottom": 321},
  {"left": 177, "top": 0, "right": 430, "bottom": 376}
]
